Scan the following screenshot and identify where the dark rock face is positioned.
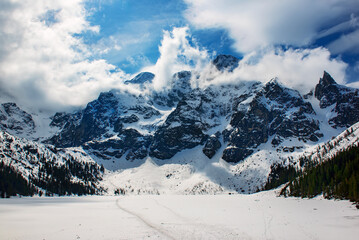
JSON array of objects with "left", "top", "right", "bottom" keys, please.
[
  {"left": 48, "top": 91, "right": 119, "bottom": 147},
  {"left": 0, "top": 102, "right": 35, "bottom": 136},
  {"left": 150, "top": 93, "right": 208, "bottom": 159},
  {"left": 47, "top": 71, "right": 198, "bottom": 161},
  {"left": 222, "top": 79, "right": 322, "bottom": 163},
  {"left": 315, "top": 71, "right": 341, "bottom": 108},
  {"left": 212, "top": 54, "right": 239, "bottom": 72},
  {"left": 120, "top": 114, "right": 139, "bottom": 124},
  {"left": 222, "top": 147, "right": 254, "bottom": 163},
  {"left": 50, "top": 112, "right": 72, "bottom": 128},
  {"left": 126, "top": 145, "right": 148, "bottom": 161},
  {"left": 46, "top": 89, "right": 159, "bottom": 160},
  {"left": 315, "top": 71, "right": 359, "bottom": 128},
  {"left": 202, "top": 132, "right": 222, "bottom": 159},
  {"left": 83, "top": 129, "right": 150, "bottom": 160},
  {"left": 150, "top": 125, "right": 206, "bottom": 159}
]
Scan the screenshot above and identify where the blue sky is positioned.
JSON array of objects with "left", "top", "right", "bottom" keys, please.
[
  {"left": 82, "top": 0, "right": 236, "bottom": 73},
  {"left": 0, "top": 0, "right": 358, "bottom": 109},
  {"left": 82, "top": 0, "right": 359, "bottom": 80}
]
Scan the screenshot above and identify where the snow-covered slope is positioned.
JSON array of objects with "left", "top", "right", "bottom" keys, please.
[
  {"left": 288, "top": 121, "right": 359, "bottom": 170},
  {"left": 0, "top": 102, "right": 35, "bottom": 138},
  {"left": 0, "top": 130, "right": 104, "bottom": 195}
]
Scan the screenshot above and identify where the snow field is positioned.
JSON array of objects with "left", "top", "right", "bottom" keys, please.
[{"left": 1, "top": 190, "right": 358, "bottom": 240}]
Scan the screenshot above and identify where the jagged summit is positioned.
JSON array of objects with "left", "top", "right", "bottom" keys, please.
[
  {"left": 321, "top": 71, "right": 336, "bottom": 85},
  {"left": 212, "top": 54, "right": 239, "bottom": 72},
  {"left": 263, "top": 77, "right": 284, "bottom": 92},
  {"left": 266, "top": 77, "right": 280, "bottom": 84},
  {"left": 125, "top": 72, "right": 155, "bottom": 85},
  {"left": 314, "top": 71, "right": 339, "bottom": 105},
  {"left": 314, "top": 71, "right": 359, "bottom": 128}
]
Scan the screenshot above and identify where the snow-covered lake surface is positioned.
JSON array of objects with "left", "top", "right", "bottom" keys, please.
[{"left": 1, "top": 190, "right": 358, "bottom": 240}]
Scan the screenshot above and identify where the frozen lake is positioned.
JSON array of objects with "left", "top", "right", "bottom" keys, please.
[{"left": 1, "top": 191, "right": 358, "bottom": 240}]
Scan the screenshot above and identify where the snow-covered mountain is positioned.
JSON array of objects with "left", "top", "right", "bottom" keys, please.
[
  {"left": 46, "top": 67, "right": 358, "bottom": 165},
  {"left": 1, "top": 55, "right": 359, "bottom": 195},
  {"left": 288, "top": 121, "right": 359, "bottom": 170},
  {"left": 0, "top": 130, "right": 104, "bottom": 196},
  {"left": 314, "top": 71, "right": 359, "bottom": 128},
  {"left": 0, "top": 102, "right": 35, "bottom": 138}
]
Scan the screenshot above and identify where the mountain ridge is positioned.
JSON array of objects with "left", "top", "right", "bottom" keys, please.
[
  {"left": 1, "top": 54, "right": 359, "bottom": 195},
  {"left": 44, "top": 69, "right": 358, "bottom": 165}
]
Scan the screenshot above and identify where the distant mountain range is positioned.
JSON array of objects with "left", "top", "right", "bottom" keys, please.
[{"left": 1, "top": 54, "right": 359, "bottom": 196}]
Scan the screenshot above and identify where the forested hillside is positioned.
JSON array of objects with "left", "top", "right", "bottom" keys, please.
[{"left": 281, "top": 146, "right": 359, "bottom": 204}]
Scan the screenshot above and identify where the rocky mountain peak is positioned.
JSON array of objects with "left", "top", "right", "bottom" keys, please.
[
  {"left": 212, "top": 54, "right": 239, "bottom": 72},
  {"left": 314, "top": 71, "right": 359, "bottom": 128},
  {"left": 314, "top": 71, "right": 340, "bottom": 107},
  {"left": 97, "top": 91, "right": 117, "bottom": 104},
  {"left": 125, "top": 72, "right": 155, "bottom": 85},
  {"left": 222, "top": 79, "right": 321, "bottom": 163},
  {"left": 263, "top": 78, "right": 284, "bottom": 95},
  {"left": 266, "top": 77, "right": 280, "bottom": 85},
  {"left": 321, "top": 71, "right": 336, "bottom": 86}
]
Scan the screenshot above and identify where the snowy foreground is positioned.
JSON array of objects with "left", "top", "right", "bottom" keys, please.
[{"left": 1, "top": 191, "right": 358, "bottom": 240}]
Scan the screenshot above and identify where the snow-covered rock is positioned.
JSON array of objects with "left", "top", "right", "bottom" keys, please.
[
  {"left": 125, "top": 72, "right": 155, "bottom": 85},
  {"left": 212, "top": 54, "right": 239, "bottom": 72},
  {"left": 0, "top": 102, "right": 35, "bottom": 137},
  {"left": 222, "top": 78, "right": 322, "bottom": 163},
  {"left": 315, "top": 71, "right": 359, "bottom": 128}
]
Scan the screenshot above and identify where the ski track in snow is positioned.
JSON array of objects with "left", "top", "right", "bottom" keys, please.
[{"left": 115, "top": 198, "right": 176, "bottom": 240}]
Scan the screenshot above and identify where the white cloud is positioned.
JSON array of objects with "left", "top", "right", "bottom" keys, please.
[
  {"left": 0, "top": 0, "right": 129, "bottom": 111},
  {"left": 316, "top": 14, "right": 359, "bottom": 39},
  {"left": 327, "top": 29, "right": 359, "bottom": 54},
  {"left": 0, "top": 0, "right": 354, "bottom": 113},
  {"left": 184, "top": 0, "right": 359, "bottom": 53},
  {"left": 347, "top": 81, "right": 359, "bottom": 88},
  {"left": 139, "top": 27, "right": 347, "bottom": 95},
  {"left": 142, "top": 27, "right": 209, "bottom": 91},
  {"left": 195, "top": 47, "right": 347, "bottom": 93}
]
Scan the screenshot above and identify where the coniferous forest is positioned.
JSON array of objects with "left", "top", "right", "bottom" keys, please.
[
  {"left": 0, "top": 157, "right": 105, "bottom": 198},
  {"left": 280, "top": 145, "right": 359, "bottom": 203},
  {"left": 0, "top": 129, "right": 106, "bottom": 198},
  {"left": 262, "top": 164, "right": 298, "bottom": 191},
  {"left": 0, "top": 161, "right": 36, "bottom": 198}
]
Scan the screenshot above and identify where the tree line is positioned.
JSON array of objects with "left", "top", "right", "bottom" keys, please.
[
  {"left": 281, "top": 145, "right": 359, "bottom": 203},
  {"left": 263, "top": 145, "right": 359, "bottom": 205}
]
